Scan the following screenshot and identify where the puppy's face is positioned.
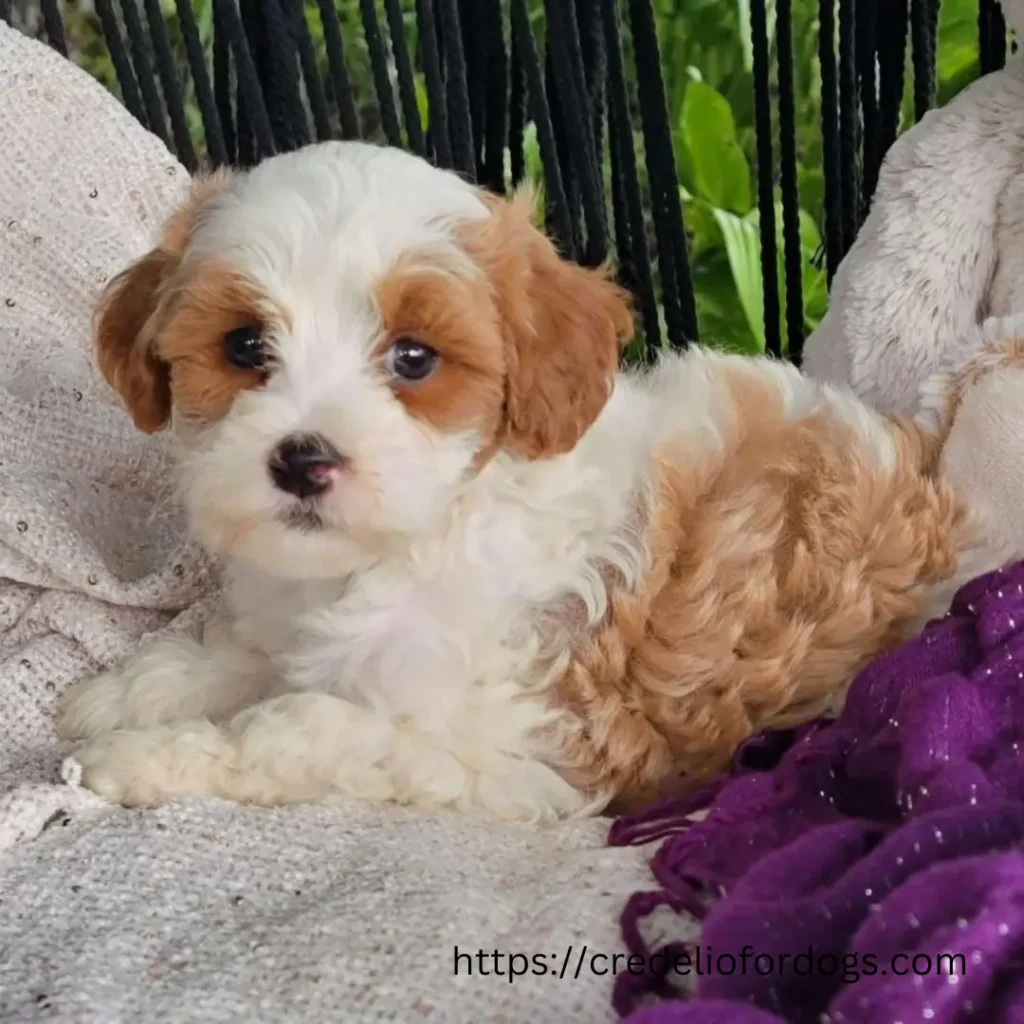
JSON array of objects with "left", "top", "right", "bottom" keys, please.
[{"left": 94, "top": 142, "right": 633, "bottom": 579}]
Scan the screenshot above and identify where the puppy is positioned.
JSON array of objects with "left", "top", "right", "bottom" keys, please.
[{"left": 56, "top": 141, "right": 1003, "bottom": 821}]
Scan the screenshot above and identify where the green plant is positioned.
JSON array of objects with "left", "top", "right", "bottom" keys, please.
[{"left": 661, "top": 0, "right": 985, "bottom": 354}]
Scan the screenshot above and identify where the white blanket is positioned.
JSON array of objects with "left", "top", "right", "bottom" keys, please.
[{"left": 0, "top": 26, "right": 674, "bottom": 1022}]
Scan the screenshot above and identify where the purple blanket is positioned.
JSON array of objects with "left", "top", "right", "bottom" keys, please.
[{"left": 609, "top": 560, "right": 1024, "bottom": 1024}]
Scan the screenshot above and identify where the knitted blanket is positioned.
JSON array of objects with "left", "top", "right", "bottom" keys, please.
[
  {"left": 612, "top": 559, "right": 1024, "bottom": 1023},
  {"left": 0, "top": 26, "right": 673, "bottom": 1022}
]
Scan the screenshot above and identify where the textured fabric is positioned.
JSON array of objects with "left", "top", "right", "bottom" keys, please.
[
  {"left": 802, "top": 0, "right": 1024, "bottom": 418},
  {"left": 0, "top": 21, "right": 203, "bottom": 850},
  {"left": 611, "top": 560, "right": 1024, "bottom": 1023},
  {"left": 0, "top": 800, "right": 666, "bottom": 1022},
  {"left": 0, "top": 27, "right": 675, "bottom": 1022}
]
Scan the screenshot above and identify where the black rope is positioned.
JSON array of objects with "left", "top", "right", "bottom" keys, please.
[
  {"left": 235, "top": 66, "right": 256, "bottom": 165},
  {"left": 508, "top": 24, "right": 527, "bottom": 188},
  {"left": 776, "top": 0, "right": 805, "bottom": 361},
  {"left": 993, "top": 0, "right": 1008, "bottom": 69},
  {"left": 250, "top": 0, "right": 308, "bottom": 152},
  {"left": 602, "top": 6, "right": 629, "bottom": 284},
  {"left": 415, "top": 0, "right": 452, "bottom": 167},
  {"left": 215, "top": 0, "right": 275, "bottom": 160},
  {"left": 601, "top": 0, "right": 659, "bottom": 357},
  {"left": 434, "top": 0, "right": 446, "bottom": 73},
  {"left": 264, "top": 0, "right": 305, "bottom": 151},
  {"left": 608, "top": 117, "right": 631, "bottom": 286},
  {"left": 120, "top": 0, "right": 171, "bottom": 147},
  {"left": 856, "top": 0, "right": 880, "bottom": 216},
  {"left": 481, "top": 0, "right": 508, "bottom": 193},
  {"left": 437, "top": 0, "right": 477, "bottom": 178},
  {"left": 545, "top": 48, "right": 583, "bottom": 257},
  {"left": 980, "top": 0, "right": 994, "bottom": 71},
  {"left": 576, "top": 0, "right": 606, "bottom": 192},
  {"left": 94, "top": 0, "right": 150, "bottom": 131},
  {"left": 40, "top": 0, "right": 67, "bottom": 56},
  {"left": 459, "top": 0, "right": 488, "bottom": 178},
  {"left": 628, "top": 0, "right": 698, "bottom": 346},
  {"left": 910, "top": 0, "right": 939, "bottom": 121},
  {"left": 143, "top": 0, "right": 197, "bottom": 169},
  {"left": 289, "top": 0, "right": 333, "bottom": 143},
  {"left": 315, "top": 0, "right": 360, "bottom": 140},
  {"left": 545, "top": 0, "right": 608, "bottom": 267},
  {"left": 876, "top": 0, "right": 909, "bottom": 175},
  {"left": 384, "top": 0, "right": 426, "bottom": 155},
  {"left": 509, "top": 0, "right": 575, "bottom": 255},
  {"left": 980, "top": 0, "right": 1007, "bottom": 74},
  {"left": 174, "top": 0, "right": 227, "bottom": 166},
  {"left": 818, "top": 0, "right": 843, "bottom": 282},
  {"left": 359, "top": 0, "right": 403, "bottom": 147},
  {"left": 238, "top": 0, "right": 267, "bottom": 160},
  {"left": 212, "top": 1, "right": 237, "bottom": 162},
  {"left": 269, "top": 0, "right": 311, "bottom": 149},
  {"left": 837, "top": 0, "right": 859, "bottom": 258},
  {"left": 751, "top": 0, "right": 782, "bottom": 357}
]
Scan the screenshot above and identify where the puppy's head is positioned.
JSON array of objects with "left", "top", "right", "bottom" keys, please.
[{"left": 95, "top": 141, "right": 633, "bottom": 578}]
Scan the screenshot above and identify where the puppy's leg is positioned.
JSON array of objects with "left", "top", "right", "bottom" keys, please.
[
  {"left": 70, "top": 692, "right": 588, "bottom": 821},
  {"left": 56, "top": 629, "right": 273, "bottom": 742}
]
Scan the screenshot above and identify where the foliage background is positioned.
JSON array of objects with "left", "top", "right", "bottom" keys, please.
[{"left": 56, "top": 0, "right": 987, "bottom": 353}]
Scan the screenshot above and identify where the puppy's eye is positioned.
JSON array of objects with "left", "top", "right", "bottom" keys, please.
[
  {"left": 387, "top": 336, "right": 438, "bottom": 382},
  {"left": 223, "top": 324, "right": 269, "bottom": 370}
]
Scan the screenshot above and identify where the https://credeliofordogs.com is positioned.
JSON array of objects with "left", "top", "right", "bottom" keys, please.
[{"left": 452, "top": 945, "right": 968, "bottom": 984}]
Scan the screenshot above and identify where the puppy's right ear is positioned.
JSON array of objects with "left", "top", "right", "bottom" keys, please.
[
  {"left": 93, "top": 169, "right": 238, "bottom": 433},
  {"left": 94, "top": 248, "right": 176, "bottom": 433}
]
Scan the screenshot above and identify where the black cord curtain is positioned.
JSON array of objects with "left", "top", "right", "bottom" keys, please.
[{"left": 0, "top": 0, "right": 1009, "bottom": 365}]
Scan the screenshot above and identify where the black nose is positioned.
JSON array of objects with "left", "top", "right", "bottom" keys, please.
[{"left": 269, "top": 435, "right": 344, "bottom": 499}]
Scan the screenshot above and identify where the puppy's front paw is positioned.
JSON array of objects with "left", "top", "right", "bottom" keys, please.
[
  {"left": 70, "top": 731, "right": 166, "bottom": 807},
  {"left": 72, "top": 721, "right": 229, "bottom": 807},
  {"left": 56, "top": 638, "right": 218, "bottom": 742}
]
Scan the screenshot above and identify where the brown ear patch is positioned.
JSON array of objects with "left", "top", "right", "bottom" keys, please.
[
  {"left": 462, "top": 191, "right": 635, "bottom": 459},
  {"left": 92, "top": 169, "right": 238, "bottom": 432},
  {"left": 94, "top": 249, "right": 177, "bottom": 432},
  {"left": 373, "top": 261, "right": 507, "bottom": 439}
]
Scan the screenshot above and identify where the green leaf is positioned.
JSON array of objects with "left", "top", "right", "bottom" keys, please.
[
  {"left": 680, "top": 81, "right": 752, "bottom": 213},
  {"left": 797, "top": 209, "right": 829, "bottom": 329},
  {"left": 937, "top": 0, "right": 983, "bottom": 104},
  {"left": 735, "top": 0, "right": 753, "bottom": 70},
  {"left": 711, "top": 207, "right": 764, "bottom": 349},
  {"left": 680, "top": 185, "right": 721, "bottom": 256},
  {"left": 523, "top": 121, "right": 543, "bottom": 187},
  {"left": 693, "top": 252, "right": 764, "bottom": 355},
  {"left": 414, "top": 73, "right": 429, "bottom": 130}
]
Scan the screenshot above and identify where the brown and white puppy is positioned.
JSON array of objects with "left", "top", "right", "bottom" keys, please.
[{"left": 56, "top": 141, "right": 1004, "bottom": 820}]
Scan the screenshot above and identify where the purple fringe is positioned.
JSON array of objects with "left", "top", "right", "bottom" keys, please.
[{"left": 609, "top": 560, "right": 1024, "bottom": 1023}]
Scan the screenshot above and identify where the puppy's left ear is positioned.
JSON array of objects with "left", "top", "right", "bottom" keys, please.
[
  {"left": 94, "top": 249, "right": 177, "bottom": 432},
  {"left": 93, "top": 170, "right": 238, "bottom": 433},
  {"left": 471, "top": 192, "right": 635, "bottom": 459}
]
